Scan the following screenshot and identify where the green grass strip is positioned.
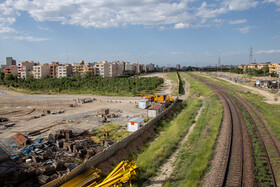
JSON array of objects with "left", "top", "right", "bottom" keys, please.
[
  {"left": 165, "top": 72, "right": 223, "bottom": 187},
  {"left": 135, "top": 98, "right": 202, "bottom": 185}
]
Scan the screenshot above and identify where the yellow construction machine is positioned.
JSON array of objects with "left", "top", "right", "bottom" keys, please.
[
  {"left": 60, "top": 160, "right": 138, "bottom": 187},
  {"left": 141, "top": 93, "right": 173, "bottom": 102}
]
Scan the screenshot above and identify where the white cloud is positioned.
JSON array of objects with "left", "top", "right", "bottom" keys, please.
[
  {"left": 174, "top": 22, "right": 190, "bottom": 29},
  {"left": 14, "top": 35, "right": 49, "bottom": 41},
  {"left": 38, "top": 26, "right": 53, "bottom": 32},
  {"left": 213, "top": 19, "right": 225, "bottom": 23},
  {"left": 227, "top": 0, "right": 258, "bottom": 11},
  {"left": 237, "top": 26, "right": 253, "bottom": 33},
  {"left": 0, "top": 0, "right": 260, "bottom": 32},
  {"left": 0, "top": 0, "right": 49, "bottom": 41},
  {"left": 255, "top": 49, "right": 280, "bottom": 54},
  {"left": 270, "top": 35, "right": 280, "bottom": 39},
  {"left": 263, "top": 0, "right": 280, "bottom": 6},
  {"left": 229, "top": 19, "right": 247, "bottom": 24},
  {"left": 196, "top": 2, "right": 227, "bottom": 20}
]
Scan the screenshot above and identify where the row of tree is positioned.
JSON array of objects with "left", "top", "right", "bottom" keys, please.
[{"left": 0, "top": 73, "right": 164, "bottom": 96}]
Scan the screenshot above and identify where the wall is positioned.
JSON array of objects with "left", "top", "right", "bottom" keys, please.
[{"left": 43, "top": 97, "right": 179, "bottom": 187}]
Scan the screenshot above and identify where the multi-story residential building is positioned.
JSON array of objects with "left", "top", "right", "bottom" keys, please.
[
  {"left": 109, "top": 62, "right": 117, "bottom": 77},
  {"left": 139, "top": 64, "right": 145, "bottom": 73},
  {"left": 94, "top": 61, "right": 110, "bottom": 77},
  {"left": 113, "top": 61, "right": 125, "bottom": 77},
  {"left": 57, "top": 64, "right": 73, "bottom": 78},
  {"left": 176, "top": 64, "right": 181, "bottom": 70},
  {"left": 6, "top": 57, "right": 16, "bottom": 66},
  {"left": 72, "top": 61, "right": 95, "bottom": 76},
  {"left": 269, "top": 63, "right": 280, "bottom": 75},
  {"left": 133, "top": 61, "right": 140, "bottom": 74},
  {"left": 4, "top": 65, "right": 18, "bottom": 76},
  {"left": 18, "top": 61, "right": 35, "bottom": 79},
  {"left": 33, "top": 64, "right": 50, "bottom": 79},
  {"left": 50, "top": 62, "right": 59, "bottom": 78},
  {"left": 125, "top": 62, "right": 135, "bottom": 72},
  {"left": 146, "top": 63, "right": 155, "bottom": 72},
  {"left": 256, "top": 63, "right": 269, "bottom": 70}
]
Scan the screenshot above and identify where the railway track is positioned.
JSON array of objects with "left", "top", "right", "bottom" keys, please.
[
  {"left": 205, "top": 83, "right": 244, "bottom": 186},
  {"left": 189, "top": 74, "right": 245, "bottom": 186},
  {"left": 191, "top": 73, "right": 278, "bottom": 186}
]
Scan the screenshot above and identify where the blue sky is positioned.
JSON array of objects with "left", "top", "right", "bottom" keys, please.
[{"left": 0, "top": 0, "right": 280, "bottom": 67}]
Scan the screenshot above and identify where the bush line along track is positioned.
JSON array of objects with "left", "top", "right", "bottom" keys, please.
[{"left": 190, "top": 73, "right": 278, "bottom": 186}]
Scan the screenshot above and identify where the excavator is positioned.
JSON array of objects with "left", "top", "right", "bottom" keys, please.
[
  {"left": 141, "top": 93, "right": 174, "bottom": 102},
  {"left": 60, "top": 160, "right": 138, "bottom": 187}
]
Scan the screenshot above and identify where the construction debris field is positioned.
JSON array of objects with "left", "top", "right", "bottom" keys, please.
[{"left": 0, "top": 72, "right": 175, "bottom": 186}]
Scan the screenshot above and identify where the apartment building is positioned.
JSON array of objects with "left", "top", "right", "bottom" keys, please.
[
  {"left": 257, "top": 63, "right": 269, "bottom": 70},
  {"left": 269, "top": 63, "right": 280, "bottom": 75},
  {"left": 6, "top": 57, "right": 16, "bottom": 66},
  {"left": 50, "top": 62, "right": 59, "bottom": 78},
  {"left": 18, "top": 61, "right": 35, "bottom": 79},
  {"left": 94, "top": 61, "right": 110, "bottom": 77},
  {"left": 57, "top": 64, "right": 72, "bottom": 78},
  {"left": 112, "top": 61, "right": 125, "bottom": 77},
  {"left": 33, "top": 64, "right": 50, "bottom": 79},
  {"left": 4, "top": 65, "right": 18, "bottom": 76},
  {"left": 146, "top": 63, "right": 155, "bottom": 72},
  {"left": 72, "top": 61, "right": 95, "bottom": 76},
  {"left": 133, "top": 61, "right": 140, "bottom": 74},
  {"left": 125, "top": 62, "right": 135, "bottom": 72}
]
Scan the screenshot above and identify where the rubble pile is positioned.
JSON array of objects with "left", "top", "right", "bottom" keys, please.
[
  {"left": 3, "top": 129, "right": 116, "bottom": 186},
  {"left": 208, "top": 72, "right": 250, "bottom": 83}
]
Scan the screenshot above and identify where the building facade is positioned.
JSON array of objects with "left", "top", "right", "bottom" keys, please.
[
  {"left": 72, "top": 61, "right": 95, "bottom": 76},
  {"left": 57, "top": 64, "right": 72, "bottom": 78},
  {"left": 18, "top": 61, "right": 35, "bottom": 79},
  {"left": 94, "top": 61, "right": 110, "bottom": 77},
  {"left": 4, "top": 65, "right": 18, "bottom": 76},
  {"left": 6, "top": 57, "right": 16, "bottom": 67},
  {"left": 33, "top": 64, "right": 50, "bottom": 79},
  {"left": 50, "top": 62, "right": 59, "bottom": 78},
  {"left": 269, "top": 63, "right": 280, "bottom": 75}
]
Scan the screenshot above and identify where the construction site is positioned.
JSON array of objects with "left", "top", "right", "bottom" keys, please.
[
  {"left": 0, "top": 73, "right": 177, "bottom": 186},
  {"left": 1, "top": 71, "right": 280, "bottom": 187}
]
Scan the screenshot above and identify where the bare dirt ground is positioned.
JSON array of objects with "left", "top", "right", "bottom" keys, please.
[
  {"left": 0, "top": 73, "right": 174, "bottom": 147},
  {"left": 0, "top": 99, "right": 146, "bottom": 139},
  {"left": 139, "top": 72, "right": 173, "bottom": 95},
  {"left": 199, "top": 72, "right": 280, "bottom": 105},
  {"left": 146, "top": 100, "right": 205, "bottom": 187}
]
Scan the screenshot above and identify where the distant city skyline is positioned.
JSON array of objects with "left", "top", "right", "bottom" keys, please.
[{"left": 0, "top": 0, "right": 280, "bottom": 66}]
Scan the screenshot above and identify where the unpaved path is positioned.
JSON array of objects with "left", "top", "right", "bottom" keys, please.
[
  {"left": 145, "top": 100, "right": 205, "bottom": 187},
  {"left": 139, "top": 72, "right": 173, "bottom": 95},
  {"left": 180, "top": 78, "right": 190, "bottom": 100}
]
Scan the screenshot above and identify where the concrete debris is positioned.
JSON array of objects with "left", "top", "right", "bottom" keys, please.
[
  {"left": 13, "top": 133, "right": 30, "bottom": 146},
  {"left": 4, "top": 128, "right": 118, "bottom": 186},
  {"left": 0, "top": 117, "right": 8, "bottom": 122}
]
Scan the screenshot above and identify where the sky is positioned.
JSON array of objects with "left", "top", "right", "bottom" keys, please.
[{"left": 0, "top": 0, "right": 280, "bottom": 67}]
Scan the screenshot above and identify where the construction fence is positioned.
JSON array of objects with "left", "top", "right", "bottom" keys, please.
[{"left": 44, "top": 97, "right": 179, "bottom": 187}]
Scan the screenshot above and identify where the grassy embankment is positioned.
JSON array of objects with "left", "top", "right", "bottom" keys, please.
[
  {"left": 133, "top": 72, "right": 223, "bottom": 186},
  {"left": 135, "top": 98, "right": 202, "bottom": 185},
  {"left": 165, "top": 72, "right": 223, "bottom": 186}
]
